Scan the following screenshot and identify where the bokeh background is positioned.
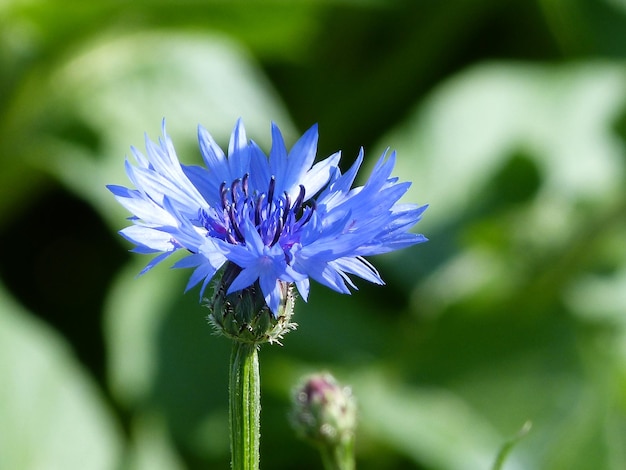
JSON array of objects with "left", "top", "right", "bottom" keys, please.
[{"left": 1, "top": 1, "right": 626, "bottom": 469}]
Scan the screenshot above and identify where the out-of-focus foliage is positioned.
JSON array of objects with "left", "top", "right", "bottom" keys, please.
[{"left": 1, "top": 1, "right": 625, "bottom": 469}]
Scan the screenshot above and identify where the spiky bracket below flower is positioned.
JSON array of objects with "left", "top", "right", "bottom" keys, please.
[{"left": 208, "top": 262, "right": 297, "bottom": 344}]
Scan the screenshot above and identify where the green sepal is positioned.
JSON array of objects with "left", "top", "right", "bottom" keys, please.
[{"left": 207, "top": 262, "right": 297, "bottom": 345}]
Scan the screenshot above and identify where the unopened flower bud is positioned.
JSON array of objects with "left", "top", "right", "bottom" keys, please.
[
  {"left": 207, "top": 262, "right": 297, "bottom": 344},
  {"left": 291, "top": 373, "right": 356, "bottom": 447}
]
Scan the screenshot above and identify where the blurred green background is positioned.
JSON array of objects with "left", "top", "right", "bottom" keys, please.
[{"left": 1, "top": 1, "right": 626, "bottom": 469}]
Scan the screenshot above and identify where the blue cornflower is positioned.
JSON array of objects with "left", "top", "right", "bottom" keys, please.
[{"left": 108, "top": 119, "right": 427, "bottom": 315}]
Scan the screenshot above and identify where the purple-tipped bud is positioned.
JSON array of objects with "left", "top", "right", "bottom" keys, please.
[{"left": 290, "top": 373, "right": 356, "bottom": 447}]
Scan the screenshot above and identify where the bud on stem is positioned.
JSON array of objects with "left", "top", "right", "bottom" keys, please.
[
  {"left": 291, "top": 373, "right": 357, "bottom": 470},
  {"left": 207, "top": 262, "right": 297, "bottom": 344}
]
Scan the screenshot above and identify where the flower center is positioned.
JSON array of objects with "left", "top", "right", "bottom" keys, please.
[{"left": 200, "top": 173, "right": 315, "bottom": 249}]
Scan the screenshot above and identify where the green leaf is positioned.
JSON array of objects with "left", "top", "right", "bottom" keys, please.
[{"left": 0, "top": 283, "right": 123, "bottom": 470}]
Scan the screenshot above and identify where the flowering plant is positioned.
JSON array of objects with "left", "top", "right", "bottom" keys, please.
[{"left": 108, "top": 119, "right": 427, "bottom": 469}]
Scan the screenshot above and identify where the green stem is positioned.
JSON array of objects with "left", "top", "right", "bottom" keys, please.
[
  {"left": 318, "top": 436, "right": 355, "bottom": 470},
  {"left": 229, "top": 341, "right": 260, "bottom": 470}
]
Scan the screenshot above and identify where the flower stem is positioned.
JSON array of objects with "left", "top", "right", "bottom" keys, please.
[
  {"left": 229, "top": 341, "right": 260, "bottom": 470},
  {"left": 318, "top": 437, "right": 355, "bottom": 470}
]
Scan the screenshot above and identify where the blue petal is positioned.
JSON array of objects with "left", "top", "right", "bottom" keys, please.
[
  {"left": 228, "top": 266, "right": 262, "bottom": 294},
  {"left": 198, "top": 125, "right": 231, "bottom": 183},
  {"left": 184, "top": 261, "right": 218, "bottom": 295},
  {"left": 293, "top": 252, "right": 351, "bottom": 294},
  {"left": 106, "top": 184, "right": 139, "bottom": 198},
  {"left": 228, "top": 118, "right": 248, "bottom": 156},
  {"left": 260, "top": 276, "right": 282, "bottom": 315},
  {"left": 248, "top": 141, "right": 272, "bottom": 191},
  {"left": 138, "top": 251, "right": 175, "bottom": 276},
  {"left": 181, "top": 164, "right": 222, "bottom": 207},
  {"left": 295, "top": 277, "right": 310, "bottom": 302},
  {"left": 331, "top": 257, "right": 383, "bottom": 285},
  {"left": 119, "top": 226, "right": 176, "bottom": 252},
  {"left": 282, "top": 123, "right": 318, "bottom": 192},
  {"left": 269, "top": 122, "right": 288, "bottom": 185},
  {"left": 299, "top": 151, "right": 341, "bottom": 201},
  {"left": 328, "top": 148, "right": 364, "bottom": 198}
]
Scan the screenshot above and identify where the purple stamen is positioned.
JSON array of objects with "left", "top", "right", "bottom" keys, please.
[
  {"left": 219, "top": 182, "right": 228, "bottom": 210},
  {"left": 298, "top": 201, "right": 316, "bottom": 227},
  {"left": 228, "top": 206, "right": 244, "bottom": 242},
  {"left": 282, "top": 191, "right": 291, "bottom": 227},
  {"left": 267, "top": 177, "right": 276, "bottom": 213},
  {"left": 231, "top": 178, "right": 241, "bottom": 205},
  {"left": 242, "top": 173, "right": 249, "bottom": 197},
  {"left": 213, "top": 174, "right": 317, "bottom": 249},
  {"left": 271, "top": 216, "right": 284, "bottom": 246},
  {"left": 255, "top": 194, "right": 265, "bottom": 227},
  {"left": 292, "top": 185, "right": 306, "bottom": 214}
]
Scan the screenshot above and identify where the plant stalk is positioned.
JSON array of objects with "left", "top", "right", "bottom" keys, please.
[
  {"left": 318, "top": 436, "right": 355, "bottom": 470},
  {"left": 229, "top": 341, "right": 261, "bottom": 470}
]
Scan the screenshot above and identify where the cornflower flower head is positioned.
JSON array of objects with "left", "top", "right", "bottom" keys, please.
[{"left": 108, "top": 119, "right": 427, "bottom": 327}]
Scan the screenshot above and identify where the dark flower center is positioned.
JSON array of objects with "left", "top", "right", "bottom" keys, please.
[{"left": 200, "top": 173, "right": 315, "bottom": 248}]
